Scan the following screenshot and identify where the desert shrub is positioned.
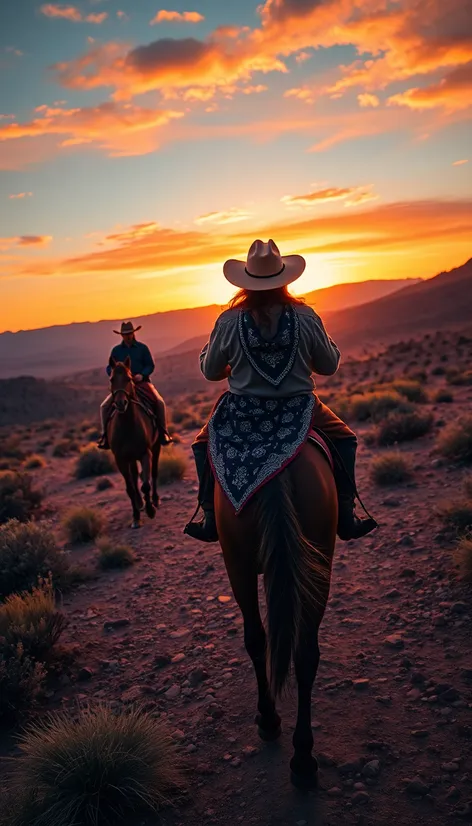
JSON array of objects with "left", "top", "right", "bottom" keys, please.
[
  {"left": 0, "top": 436, "right": 25, "bottom": 461},
  {"left": 0, "top": 577, "right": 67, "bottom": 661},
  {"left": 377, "top": 411, "right": 434, "bottom": 446},
  {"left": 454, "top": 536, "right": 472, "bottom": 583},
  {"left": 437, "top": 499, "right": 472, "bottom": 535},
  {"left": 23, "top": 455, "right": 46, "bottom": 470},
  {"left": 97, "top": 538, "right": 135, "bottom": 570},
  {"left": 447, "top": 369, "right": 472, "bottom": 386},
  {"left": 158, "top": 448, "right": 188, "bottom": 485},
  {"left": 349, "top": 391, "right": 410, "bottom": 422},
  {"left": 0, "top": 643, "right": 46, "bottom": 722},
  {"left": 84, "top": 426, "right": 100, "bottom": 441},
  {"left": 96, "top": 476, "right": 114, "bottom": 492},
  {"left": 0, "top": 520, "right": 69, "bottom": 599},
  {"left": 407, "top": 369, "right": 428, "bottom": 383},
  {"left": 391, "top": 380, "right": 428, "bottom": 404},
  {"left": 371, "top": 452, "right": 413, "bottom": 486},
  {"left": 75, "top": 446, "right": 115, "bottom": 479},
  {"left": 436, "top": 416, "right": 472, "bottom": 465},
  {"left": 0, "top": 471, "right": 42, "bottom": 525},
  {"left": 431, "top": 365, "right": 446, "bottom": 376},
  {"left": 4, "top": 706, "right": 182, "bottom": 825},
  {"left": 433, "top": 389, "right": 454, "bottom": 404},
  {"left": 170, "top": 408, "right": 186, "bottom": 424},
  {"left": 52, "top": 439, "right": 78, "bottom": 458},
  {"left": 63, "top": 507, "right": 104, "bottom": 544}
]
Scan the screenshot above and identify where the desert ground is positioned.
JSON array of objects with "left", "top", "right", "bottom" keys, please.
[{"left": 1, "top": 330, "right": 472, "bottom": 826}]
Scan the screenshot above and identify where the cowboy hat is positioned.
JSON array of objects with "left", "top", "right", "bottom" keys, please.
[
  {"left": 223, "top": 239, "right": 306, "bottom": 291},
  {"left": 113, "top": 320, "right": 142, "bottom": 335}
]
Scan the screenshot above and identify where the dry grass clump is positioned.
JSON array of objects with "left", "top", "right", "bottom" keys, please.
[
  {"left": 454, "top": 536, "right": 472, "bottom": 583},
  {"left": 75, "top": 445, "right": 115, "bottom": 479},
  {"left": 437, "top": 499, "right": 472, "bottom": 535},
  {"left": 0, "top": 520, "right": 69, "bottom": 599},
  {"left": 446, "top": 369, "right": 472, "bottom": 386},
  {"left": 391, "top": 380, "right": 428, "bottom": 403},
  {"left": 3, "top": 705, "right": 183, "bottom": 826},
  {"left": 158, "top": 447, "right": 188, "bottom": 485},
  {"left": 371, "top": 452, "right": 413, "bottom": 486},
  {"left": 349, "top": 391, "right": 410, "bottom": 422},
  {"left": 52, "top": 439, "right": 79, "bottom": 458},
  {"left": 23, "top": 455, "right": 47, "bottom": 470},
  {"left": 63, "top": 507, "right": 104, "bottom": 544},
  {"left": 377, "top": 411, "right": 434, "bottom": 446},
  {"left": 433, "top": 389, "right": 454, "bottom": 404},
  {"left": 97, "top": 538, "right": 135, "bottom": 570},
  {"left": 0, "top": 577, "right": 67, "bottom": 662},
  {"left": 0, "top": 471, "right": 42, "bottom": 525},
  {"left": 436, "top": 416, "right": 472, "bottom": 465},
  {"left": 0, "top": 436, "right": 25, "bottom": 461},
  {"left": 0, "top": 578, "right": 67, "bottom": 721}
]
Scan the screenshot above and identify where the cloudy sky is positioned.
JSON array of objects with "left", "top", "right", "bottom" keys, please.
[{"left": 1, "top": 0, "right": 471, "bottom": 332}]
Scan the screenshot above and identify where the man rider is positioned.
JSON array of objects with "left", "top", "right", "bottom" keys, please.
[{"left": 98, "top": 320, "right": 171, "bottom": 449}]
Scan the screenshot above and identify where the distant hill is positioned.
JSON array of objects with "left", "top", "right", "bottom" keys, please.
[{"left": 0, "top": 278, "right": 417, "bottom": 380}]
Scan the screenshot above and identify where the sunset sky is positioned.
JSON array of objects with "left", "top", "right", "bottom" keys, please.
[{"left": 1, "top": 0, "right": 471, "bottom": 333}]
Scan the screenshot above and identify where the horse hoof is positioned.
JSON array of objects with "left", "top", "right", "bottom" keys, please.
[
  {"left": 145, "top": 504, "right": 156, "bottom": 519},
  {"left": 255, "top": 714, "right": 282, "bottom": 742},
  {"left": 152, "top": 497, "right": 160, "bottom": 509},
  {"left": 290, "top": 755, "right": 319, "bottom": 791},
  {"left": 130, "top": 520, "right": 141, "bottom": 530}
]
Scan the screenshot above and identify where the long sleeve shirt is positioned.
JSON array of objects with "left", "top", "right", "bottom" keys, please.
[
  {"left": 106, "top": 340, "right": 155, "bottom": 381},
  {"left": 200, "top": 304, "right": 340, "bottom": 398}
]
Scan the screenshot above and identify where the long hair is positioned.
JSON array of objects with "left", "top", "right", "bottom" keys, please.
[{"left": 228, "top": 286, "right": 305, "bottom": 327}]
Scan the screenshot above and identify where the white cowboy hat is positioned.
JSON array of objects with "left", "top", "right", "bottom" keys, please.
[{"left": 223, "top": 239, "right": 306, "bottom": 291}]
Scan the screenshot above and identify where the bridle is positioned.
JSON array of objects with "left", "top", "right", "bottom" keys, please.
[{"left": 110, "top": 376, "right": 135, "bottom": 413}]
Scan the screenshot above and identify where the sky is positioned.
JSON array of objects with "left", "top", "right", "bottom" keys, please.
[{"left": 1, "top": 0, "right": 471, "bottom": 333}]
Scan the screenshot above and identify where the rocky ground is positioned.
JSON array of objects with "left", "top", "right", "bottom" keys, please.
[{"left": 3, "top": 369, "right": 471, "bottom": 826}]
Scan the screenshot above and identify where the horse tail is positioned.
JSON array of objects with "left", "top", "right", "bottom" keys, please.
[{"left": 256, "top": 472, "right": 329, "bottom": 699}]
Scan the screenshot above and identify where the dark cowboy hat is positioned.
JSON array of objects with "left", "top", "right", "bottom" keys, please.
[{"left": 113, "top": 321, "right": 142, "bottom": 335}]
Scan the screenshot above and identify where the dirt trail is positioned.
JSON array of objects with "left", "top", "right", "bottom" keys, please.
[{"left": 18, "top": 386, "right": 472, "bottom": 826}]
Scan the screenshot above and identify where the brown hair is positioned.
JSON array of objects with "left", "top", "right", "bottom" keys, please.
[{"left": 228, "top": 286, "right": 305, "bottom": 327}]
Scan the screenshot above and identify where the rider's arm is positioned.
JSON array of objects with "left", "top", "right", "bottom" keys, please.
[
  {"left": 200, "top": 319, "right": 230, "bottom": 381},
  {"left": 309, "top": 312, "right": 341, "bottom": 376},
  {"left": 106, "top": 348, "right": 116, "bottom": 377},
  {"left": 140, "top": 344, "right": 155, "bottom": 378}
]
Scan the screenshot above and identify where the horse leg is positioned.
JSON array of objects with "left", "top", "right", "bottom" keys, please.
[
  {"left": 116, "top": 457, "right": 142, "bottom": 529},
  {"left": 290, "top": 622, "right": 321, "bottom": 789},
  {"left": 140, "top": 450, "right": 156, "bottom": 519},
  {"left": 225, "top": 561, "right": 281, "bottom": 738},
  {"left": 151, "top": 442, "right": 161, "bottom": 508}
]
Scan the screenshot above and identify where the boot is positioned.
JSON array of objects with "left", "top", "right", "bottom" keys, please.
[
  {"left": 183, "top": 442, "right": 219, "bottom": 543},
  {"left": 332, "top": 437, "right": 378, "bottom": 541},
  {"left": 97, "top": 433, "right": 110, "bottom": 450}
]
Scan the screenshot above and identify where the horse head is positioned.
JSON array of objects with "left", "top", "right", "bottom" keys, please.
[{"left": 109, "top": 356, "right": 135, "bottom": 413}]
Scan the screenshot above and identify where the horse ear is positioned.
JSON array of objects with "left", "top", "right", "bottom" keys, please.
[
  {"left": 124, "top": 355, "right": 131, "bottom": 369},
  {"left": 109, "top": 355, "right": 116, "bottom": 369}
]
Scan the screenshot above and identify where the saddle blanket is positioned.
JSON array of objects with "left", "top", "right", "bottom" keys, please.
[{"left": 208, "top": 392, "right": 333, "bottom": 514}]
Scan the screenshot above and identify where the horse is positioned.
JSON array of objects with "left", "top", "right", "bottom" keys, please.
[
  {"left": 215, "top": 440, "right": 337, "bottom": 789},
  {"left": 107, "top": 357, "right": 161, "bottom": 529}
]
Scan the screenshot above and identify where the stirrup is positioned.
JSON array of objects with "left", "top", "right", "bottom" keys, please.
[{"left": 183, "top": 511, "right": 218, "bottom": 543}]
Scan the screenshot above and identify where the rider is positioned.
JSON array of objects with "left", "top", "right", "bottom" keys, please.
[
  {"left": 98, "top": 320, "right": 171, "bottom": 449},
  {"left": 184, "top": 239, "right": 377, "bottom": 544}
]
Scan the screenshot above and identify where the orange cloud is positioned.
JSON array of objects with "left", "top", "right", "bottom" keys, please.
[
  {"left": 195, "top": 208, "right": 253, "bottom": 225},
  {"left": 358, "top": 93, "right": 379, "bottom": 108},
  {"left": 281, "top": 185, "right": 377, "bottom": 208},
  {"left": 388, "top": 62, "right": 472, "bottom": 111},
  {"left": 40, "top": 4, "right": 108, "bottom": 23},
  {"left": 0, "top": 235, "right": 52, "bottom": 251},
  {"left": 0, "top": 102, "right": 183, "bottom": 158},
  {"left": 150, "top": 10, "right": 205, "bottom": 25},
  {"left": 453, "top": 159, "right": 469, "bottom": 165},
  {"left": 9, "top": 192, "right": 33, "bottom": 199}
]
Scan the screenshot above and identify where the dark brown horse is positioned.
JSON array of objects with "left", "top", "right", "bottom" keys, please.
[
  {"left": 108, "top": 357, "right": 161, "bottom": 529},
  {"left": 215, "top": 441, "right": 337, "bottom": 788}
]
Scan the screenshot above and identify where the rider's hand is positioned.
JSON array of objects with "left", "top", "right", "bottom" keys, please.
[{"left": 134, "top": 373, "right": 143, "bottom": 382}]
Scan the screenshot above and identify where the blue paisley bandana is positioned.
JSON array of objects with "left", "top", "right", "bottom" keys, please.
[
  {"left": 238, "top": 305, "right": 300, "bottom": 387},
  {"left": 208, "top": 391, "right": 315, "bottom": 513}
]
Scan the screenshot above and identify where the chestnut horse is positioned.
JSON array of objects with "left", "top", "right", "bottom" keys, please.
[
  {"left": 108, "top": 358, "right": 161, "bottom": 528},
  {"left": 215, "top": 441, "right": 337, "bottom": 788}
]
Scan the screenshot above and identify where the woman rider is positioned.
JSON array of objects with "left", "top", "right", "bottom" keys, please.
[{"left": 184, "top": 239, "right": 377, "bottom": 543}]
